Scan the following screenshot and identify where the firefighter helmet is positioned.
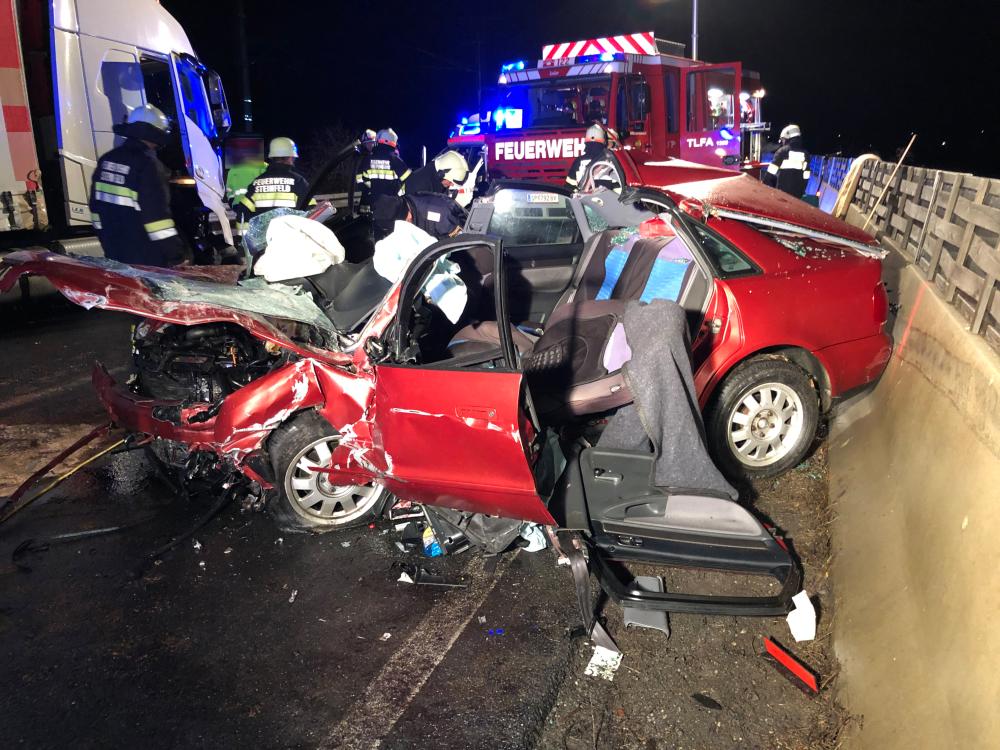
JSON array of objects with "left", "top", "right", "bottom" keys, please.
[
  {"left": 779, "top": 124, "right": 801, "bottom": 140},
  {"left": 377, "top": 128, "right": 398, "bottom": 147},
  {"left": 433, "top": 150, "right": 469, "bottom": 184},
  {"left": 361, "top": 129, "right": 377, "bottom": 145},
  {"left": 585, "top": 124, "right": 607, "bottom": 143},
  {"left": 127, "top": 104, "right": 171, "bottom": 133},
  {"left": 268, "top": 137, "right": 299, "bottom": 159}
]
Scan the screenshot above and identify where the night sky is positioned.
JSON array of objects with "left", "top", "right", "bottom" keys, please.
[{"left": 164, "top": 0, "right": 998, "bottom": 177}]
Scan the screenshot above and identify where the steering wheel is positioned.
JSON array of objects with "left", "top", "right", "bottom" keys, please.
[{"left": 579, "top": 156, "right": 625, "bottom": 194}]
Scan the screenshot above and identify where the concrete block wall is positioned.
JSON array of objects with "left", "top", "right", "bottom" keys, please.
[{"left": 829, "top": 206, "right": 1000, "bottom": 748}]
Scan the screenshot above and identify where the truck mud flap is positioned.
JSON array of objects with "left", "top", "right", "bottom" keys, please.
[{"left": 572, "top": 447, "right": 800, "bottom": 617}]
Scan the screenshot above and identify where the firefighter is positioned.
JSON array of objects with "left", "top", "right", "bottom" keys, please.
[
  {"left": 89, "top": 104, "right": 188, "bottom": 267},
  {"left": 360, "top": 128, "right": 377, "bottom": 154},
  {"left": 565, "top": 124, "right": 613, "bottom": 191},
  {"left": 234, "top": 136, "right": 314, "bottom": 238},
  {"left": 763, "top": 124, "right": 811, "bottom": 199},
  {"left": 401, "top": 150, "right": 469, "bottom": 197},
  {"left": 357, "top": 128, "right": 411, "bottom": 238},
  {"left": 225, "top": 138, "right": 267, "bottom": 206}
]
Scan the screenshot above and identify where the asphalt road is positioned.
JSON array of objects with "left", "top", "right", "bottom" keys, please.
[{"left": 0, "top": 303, "right": 841, "bottom": 749}]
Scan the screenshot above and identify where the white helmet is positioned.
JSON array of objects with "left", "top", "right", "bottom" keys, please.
[
  {"left": 127, "top": 104, "right": 170, "bottom": 133},
  {"left": 361, "top": 129, "right": 377, "bottom": 144},
  {"left": 779, "top": 124, "right": 801, "bottom": 140},
  {"left": 433, "top": 150, "right": 469, "bottom": 183},
  {"left": 585, "top": 123, "right": 607, "bottom": 143},
  {"left": 268, "top": 136, "right": 299, "bottom": 159},
  {"left": 377, "top": 128, "right": 398, "bottom": 147}
]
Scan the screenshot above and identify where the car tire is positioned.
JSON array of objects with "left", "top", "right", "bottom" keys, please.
[
  {"left": 268, "top": 412, "right": 391, "bottom": 533},
  {"left": 705, "top": 356, "right": 820, "bottom": 481}
]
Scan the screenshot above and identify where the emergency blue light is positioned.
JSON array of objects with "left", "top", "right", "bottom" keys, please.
[
  {"left": 575, "top": 52, "right": 623, "bottom": 64},
  {"left": 500, "top": 60, "right": 526, "bottom": 72},
  {"left": 493, "top": 107, "right": 523, "bottom": 130},
  {"left": 719, "top": 127, "right": 735, "bottom": 142},
  {"left": 461, "top": 116, "right": 468, "bottom": 124}
]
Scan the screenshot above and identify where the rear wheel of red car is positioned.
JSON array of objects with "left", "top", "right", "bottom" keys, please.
[
  {"left": 268, "top": 413, "right": 391, "bottom": 533},
  {"left": 706, "top": 356, "right": 820, "bottom": 481}
]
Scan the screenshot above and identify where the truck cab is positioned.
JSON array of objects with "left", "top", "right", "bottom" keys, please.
[
  {"left": 448, "top": 32, "right": 768, "bottom": 185},
  {"left": 3, "top": 0, "right": 232, "bottom": 252}
]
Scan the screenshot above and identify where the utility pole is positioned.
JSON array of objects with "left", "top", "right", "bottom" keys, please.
[
  {"left": 691, "top": 0, "right": 699, "bottom": 61},
  {"left": 236, "top": 0, "right": 253, "bottom": 132}
]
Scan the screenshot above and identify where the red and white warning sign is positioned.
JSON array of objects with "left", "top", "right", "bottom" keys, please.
[{"left": 541, "top": 31, "right": 657, "bottom": 61}]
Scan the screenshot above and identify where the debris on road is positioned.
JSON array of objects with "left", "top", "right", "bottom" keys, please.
[
  {"left": 192, "top": 539, "right": 202, "bottom": 552},
  {"left": 393, "top": 562, "right": 469, "bottom": 588},
  {"left": 421, "top": 526, "right": 443, "bottom": 557},
  {"left": 622, "top": 576, "right": 671, "bottom": 638},
  {"left": 763, "top": 636, "right": 820, "bottom": 694},
  {"left": 518, "top": 522, "right": 547, "bottom": 552},
  {"left": 340, "top": 541, "right": 351, "bottom": 548},
  {"left": 288, "top": 589, "right": 298, "bottom": 604},
  {"left": 487, "top": 628, "right": 505, "bottom": 637},
  {"left": 380, "top": 632, "right": 392, "bottom": 642},
  {"left": 584, "top": 644, "right": 623, "bottom": 681},
  {"left": 786, "top": 590, "right": 817, "bottom": 642}
]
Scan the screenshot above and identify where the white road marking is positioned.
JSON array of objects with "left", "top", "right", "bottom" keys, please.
[{"left": 320, "top": 553, "right": 515, "bottom": 749}]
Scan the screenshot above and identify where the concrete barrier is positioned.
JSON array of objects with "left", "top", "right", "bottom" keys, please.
[{"left": 830, "top": 215, "right": 1000, "bottom": 747}]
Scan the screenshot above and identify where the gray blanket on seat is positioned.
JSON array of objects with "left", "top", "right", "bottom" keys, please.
[{"left": 597, "top": 299, "right": 738, "bottom": 500}]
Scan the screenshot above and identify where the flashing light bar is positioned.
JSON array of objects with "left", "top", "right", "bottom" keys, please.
[
  {"left": 500, "top": 60, "right": 526, "bottom": 72},
  {"left": 542, "top": 31, "right": 656, "bottom": 61}
]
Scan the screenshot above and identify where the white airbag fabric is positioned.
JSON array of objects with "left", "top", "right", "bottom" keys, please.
[{"left": 254, "top": 215, "right": 345, "bottom": 282}]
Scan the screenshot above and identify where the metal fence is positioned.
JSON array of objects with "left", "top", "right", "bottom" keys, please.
[{"left": 851, "top": 160, "right": 1000, "bottom": 355}]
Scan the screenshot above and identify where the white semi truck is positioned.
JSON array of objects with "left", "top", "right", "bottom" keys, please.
[{"left": 0, "top": 0, "right": 233, "bottom": 276}]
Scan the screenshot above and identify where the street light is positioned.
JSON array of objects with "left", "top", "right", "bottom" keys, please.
[{"left": 691, "top": 0, "right": 699, "bottom": 61}]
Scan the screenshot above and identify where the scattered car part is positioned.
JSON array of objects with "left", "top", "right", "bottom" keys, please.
[
  {"left": 786, "top": 591, "right": 817, "bottom": 642},
  {"left": 622, "top": 577, "right": 671, "bottom": 638},
  {"left": 763, "top": 636, "right": 820, "bottom": 694},
  {"left": 1, "top": 430, "right": 126, "bottom": 527},
  {"left": 11, "top": 518, "right": 156, "bottom": 572},
  {"left": 393, "top": 562, "right": 469, "bottom": 588}
]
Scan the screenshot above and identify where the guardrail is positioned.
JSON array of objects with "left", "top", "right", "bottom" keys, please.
[{"left": 851, "top": 160, "right": 1000, "bottom": 355}]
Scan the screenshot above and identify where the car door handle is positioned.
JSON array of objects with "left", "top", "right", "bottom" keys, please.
[
  {"left": 456, "top": 406, "right": 497, "bottom": 421},
  {"left": 593, "top": 470, "right": 623, "bottom": 485}
]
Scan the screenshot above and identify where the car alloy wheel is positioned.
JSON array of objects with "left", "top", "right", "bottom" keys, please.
[
  {"left": 284, "top": 436, "right": 384, "bottom": 524},
  {"left": 726, "top": 382, "right": 805, "bottom": 468},
  {"left": 729, "top": 383, "right": 803, "bottom": 467}
]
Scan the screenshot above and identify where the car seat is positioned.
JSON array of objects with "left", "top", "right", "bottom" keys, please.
[{"left": 447, "top": 222, "right": 698, "bottom": 416}]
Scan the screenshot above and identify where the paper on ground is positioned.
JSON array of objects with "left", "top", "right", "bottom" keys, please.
[
  {"left": 786, "top": 590, "right": 817, "bottom": 642},
  {"left": 584, "top": 645, "right": 623, "bottom": 681}
]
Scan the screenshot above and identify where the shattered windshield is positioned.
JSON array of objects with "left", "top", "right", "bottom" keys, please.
[{"left": 74, "top": 256, "right": 336, "bottom": 336}]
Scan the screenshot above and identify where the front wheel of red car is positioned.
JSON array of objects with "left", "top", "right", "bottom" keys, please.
[
  {"left": 705, "top": 356, "right": 820, "bottom": 481},
  {"left": 268, "top": 413, "right": 391, "bottom": 533}
]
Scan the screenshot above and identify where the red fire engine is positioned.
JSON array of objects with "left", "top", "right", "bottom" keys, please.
[{"left": 448, "top": 31, "right": 768, "bottom": 183}]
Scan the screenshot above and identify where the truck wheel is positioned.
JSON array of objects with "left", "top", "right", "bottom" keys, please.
[
  {"left": 705, "top": 356, "right": 820, "bottom": 481},
  {"left": 268, "top": 413, "right": 390, "bottom": 533}
]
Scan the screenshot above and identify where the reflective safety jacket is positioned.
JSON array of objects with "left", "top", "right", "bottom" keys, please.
[
  {"left": 234, "top": 162, "right": 314, "bottom": 235},
  {"left": 565, "top": 142, "right": 612, "bottom": 190},
  {"left": 226, "top": 160, "right": 267, "bottom": 203},
  {"left": 89, "top": 138, "right": 187, "bottom": 267},
  {"left": 762, "top": 137, "right": 811, "bottom": 198},
  {"left": 356, "top": 143, "right": 411, "bottom": 202}
]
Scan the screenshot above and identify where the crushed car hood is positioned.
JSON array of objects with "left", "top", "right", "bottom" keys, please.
[
  {"left": 0, "top": 251, "right": 351, "bottom": 364},
  {"left": 631, "top": 163, "right": 883, "bottom": 257}
]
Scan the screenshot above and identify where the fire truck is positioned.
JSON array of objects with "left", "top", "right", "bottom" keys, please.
[
  {"left": 0, "top": 0, "right": 233, "bottom": 260},
  {"left": 448, "top": 31, "right": 768, "bottom": 184}
]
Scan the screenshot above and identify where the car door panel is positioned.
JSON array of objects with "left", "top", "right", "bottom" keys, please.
[
  {"left": 373, "top": 365, "right": 554, "bottom": 525},
  {"left": 505, "top": 249, "right": 579, "bottom": 323}
]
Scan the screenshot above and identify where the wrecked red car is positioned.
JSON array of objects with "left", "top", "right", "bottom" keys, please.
[{"left": 0, "top": 167, "right": 887, "bottom": 622}]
